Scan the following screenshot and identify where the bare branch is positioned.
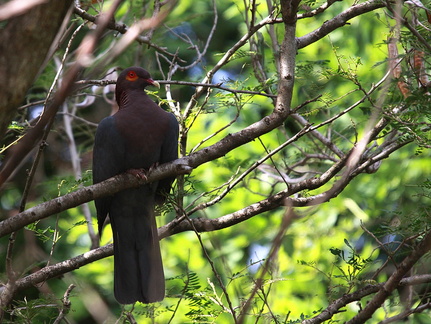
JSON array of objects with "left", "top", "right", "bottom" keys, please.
[
  {"left": 76, "top": 79, "right": 278, "bottom": 98},
  {"left": 0, "top": 0, "right": 47, "bottom": 20},
  {"left": 297, "top": 0, "right": 386, "bottom": 49},
  {"left": 297, "top": 0, "right": 343, "bottom": 19},
  {"left": 53, "top": 284, "right": 76, "bottom": 324},
  {"left": 14, "top": 245, "right": 112, "bottom": 292},
  {"left": 73, "top": 5, "right": 179, "bottom": 59},
  {"left": 303, "top": 274, "right": 431, "bottom": 324},
  {"left": 182, "top": 12, "right": 279, "bottom": 120},
  {"left": 346, "top": 229, "right": 431, "bottom": 323}
]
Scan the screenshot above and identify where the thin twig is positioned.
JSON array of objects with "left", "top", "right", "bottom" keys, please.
[
  {"left": 53, "top": 284, "right": 76, "bottom": 324},
  {"left": 187, "top": 124, "right": 312, "bottom": 216},
  {"left": 183, "top": 210, "right": 239, "bottom": 323},
  {"left": 238, "top": 207, "right": 298, "bottom": 324}
]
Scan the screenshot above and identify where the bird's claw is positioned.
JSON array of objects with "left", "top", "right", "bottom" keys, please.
[{"left": 127, "top": 168, "right": 148, "bottom": 181}]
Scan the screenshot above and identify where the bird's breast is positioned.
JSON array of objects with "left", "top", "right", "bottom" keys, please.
[{"left": 113, "top": 107, "right": 169, "bottom": 169}]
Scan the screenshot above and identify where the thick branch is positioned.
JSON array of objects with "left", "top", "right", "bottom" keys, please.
[
  {"left": 13, "top": 239, "right": 431, "bottom": 318},
  {"left": 0, "top": 111, "right": 405, "bottom": 239},
  {"left": 0, "top": 160, "right": 190, "bottom": 238},
  {"left": 2, "top": 137, "right": 416, "bottom": 301},
  {"left": 15, "top": 244, "right": 112, "bottom": 291},
  {"left": 160, "top": 189, "right": 288, "bottom": 239},
  {"left": 0, "top": 95, "right": 289, "bottom": 235}
]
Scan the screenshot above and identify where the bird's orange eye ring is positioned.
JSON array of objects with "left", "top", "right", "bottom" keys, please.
[{"left": 126, "top": 71, "right": 138, "bottom": 81}]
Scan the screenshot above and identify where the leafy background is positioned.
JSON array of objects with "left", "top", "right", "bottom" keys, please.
[{"left": 1, "top": 0, "right": 431, "bottom": 323}]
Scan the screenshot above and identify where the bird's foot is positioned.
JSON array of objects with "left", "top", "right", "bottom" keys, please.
[{"left": 127, "top": 168, "right": 148, "bottom": 181}]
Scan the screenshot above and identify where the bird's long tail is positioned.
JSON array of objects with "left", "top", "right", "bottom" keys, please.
[{"left": 110, "top": 193, "right": 164, "bottom": 304}]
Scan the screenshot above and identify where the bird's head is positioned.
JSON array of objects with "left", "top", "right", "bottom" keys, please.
[{"left": 115, "top": 67, "right": 160, "bottom": 106}]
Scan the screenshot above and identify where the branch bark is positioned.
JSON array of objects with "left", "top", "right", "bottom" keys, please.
[
  {"left": 302, "top": 274, "right": 431, "bottom": 324},
  {"left": 297, "top": 0, "right": 386, "bottom": 49}
]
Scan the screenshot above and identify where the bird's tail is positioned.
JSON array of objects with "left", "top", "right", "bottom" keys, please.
[{"left": 110, "top": 203, "right": 165, "bottom": 304}]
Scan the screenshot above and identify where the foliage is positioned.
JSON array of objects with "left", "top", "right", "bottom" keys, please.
[{"left": 1, "top": 0, "right": 431, "bottom": 323}]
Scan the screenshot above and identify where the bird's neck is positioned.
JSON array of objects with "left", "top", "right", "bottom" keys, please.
[{"left": 117, "top": 89, "right": 148, "bottom": 110}]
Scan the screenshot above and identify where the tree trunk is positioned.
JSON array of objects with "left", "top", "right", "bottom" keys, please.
[{"left": 0, "top": 0, "right": 73, "bottom": 139}]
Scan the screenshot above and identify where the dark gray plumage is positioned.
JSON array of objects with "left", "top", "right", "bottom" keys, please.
[{"left": 93, "top": 67, "right": 178, "bottom": 304}]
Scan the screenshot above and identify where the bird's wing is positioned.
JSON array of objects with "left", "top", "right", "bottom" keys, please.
[
  {"left": 93, "top": 116, "right": 125, "bottom": 235},
  {"left": 155, "top": 112, "right": 179, "bottom": 203}
]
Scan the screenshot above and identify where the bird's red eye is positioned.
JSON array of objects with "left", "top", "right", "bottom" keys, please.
[{"left": 126, "top": 71, "right": 138, "bottom": 81}]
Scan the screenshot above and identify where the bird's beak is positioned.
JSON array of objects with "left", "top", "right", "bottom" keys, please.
[{"left": 149, "top": 79, "right": 160, "bottom": 89}]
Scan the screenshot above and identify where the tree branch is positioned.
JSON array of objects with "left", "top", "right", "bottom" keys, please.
[
  {"left": 297, "top": 0, "right": 386, "bottom": 49},
  {"left": 73, "top": 5, "right": 180, "bottom": 60},
  {"left": 303, "top": 273, "right": 431, "bottom": 324},
  {"left": 347, "top": 229, "right": 431, "bottom": 323},
  {"left": 14, "top": 245, "right": 112, "bottom": 292}
]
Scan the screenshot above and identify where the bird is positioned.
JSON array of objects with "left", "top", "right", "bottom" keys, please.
[{"left": 92, "top": 66, "right": 179, "bottom": 304}]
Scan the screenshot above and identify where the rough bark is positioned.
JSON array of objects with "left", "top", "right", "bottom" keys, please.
[{"left": 0, "top": 0, "right": 73, "bottom": 139}]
